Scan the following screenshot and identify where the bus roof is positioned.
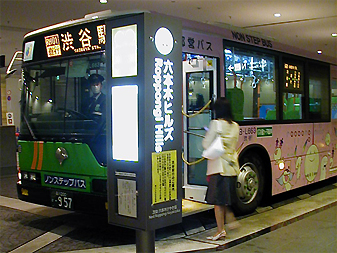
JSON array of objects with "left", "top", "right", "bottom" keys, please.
[{"left": 24, "top": 10, "right": 149, "bottom": 39}]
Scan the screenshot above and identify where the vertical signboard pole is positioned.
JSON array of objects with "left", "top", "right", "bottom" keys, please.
[
  {"left": 106, "top": 12, "right": 182, "bottom": 252},
  {"left": 136, "top": 230, "right": 155, "bottom": 252}
]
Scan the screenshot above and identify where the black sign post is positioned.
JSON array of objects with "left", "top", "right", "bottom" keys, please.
[{"left": 106, "top": 12, "right": 182, "bottom": 252}]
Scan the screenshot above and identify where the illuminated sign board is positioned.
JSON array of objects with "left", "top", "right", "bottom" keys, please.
[
  {"left": 23, "top": 20, "right": 106, "bottom": 62},
  {"left": 44, "top": 34, "right": 62, "bottom": 57},
  {"left": 45, "top": 24, "right": 106, "bottom": 57},
  {"left": 284, "top": 62, "right": 303, "bottom": 92},
  {"left": 111, "top": 24, "right": 137, "bottom": 77},
  {"left": 153, "top": 58, "right": 175, "bottom": 152},
  {"left": 112, "top": 85, "right": 139, "bottom": 161},
  {"left": 107, "top": 13, "right": 182, "bottom": 232},
  {"left": 153, "top": 27, "right": 175, "bottom": 153}
]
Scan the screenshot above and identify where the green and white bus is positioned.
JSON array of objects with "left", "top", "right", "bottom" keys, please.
[{"left": 12, "top": 10, "right": 336, "bottom": 216}]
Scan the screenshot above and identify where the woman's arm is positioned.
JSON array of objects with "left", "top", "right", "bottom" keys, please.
[{"left": 202, "top": 120, "right": 218, "bottom": 149}]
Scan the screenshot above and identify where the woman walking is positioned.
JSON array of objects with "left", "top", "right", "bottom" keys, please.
[{"left": 202, "top": 97, "right": 240, "bottom": 240}]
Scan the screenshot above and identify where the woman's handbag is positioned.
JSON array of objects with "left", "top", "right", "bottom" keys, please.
[{"left": 202, "top": 121, "right": 224, "bottom": 159}]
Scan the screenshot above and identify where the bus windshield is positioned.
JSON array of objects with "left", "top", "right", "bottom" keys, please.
[{"left": 20, "top": 53, "right": 107, "bottom": 160}]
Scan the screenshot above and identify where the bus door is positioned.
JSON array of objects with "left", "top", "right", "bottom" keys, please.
[{"left": 182, "top": 56, "right": 217, "bottom": 202}]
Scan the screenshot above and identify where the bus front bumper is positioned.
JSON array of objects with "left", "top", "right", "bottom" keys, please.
[{"left": 17, "top": 184, "right": 107, "bottom": 215}]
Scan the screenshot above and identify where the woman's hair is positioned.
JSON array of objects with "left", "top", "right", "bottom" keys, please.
[{"left": 213, "top": 97, "right": 233, "bottom": 123}]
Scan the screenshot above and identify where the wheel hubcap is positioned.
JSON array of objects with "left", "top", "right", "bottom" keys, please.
[{"left": 236, "top": 163, "right": 259, "bottom": 204}]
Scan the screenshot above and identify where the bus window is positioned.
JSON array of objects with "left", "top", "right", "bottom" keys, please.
[
  {"left": 282, "top": 60, "right": 304, "bottom": 120},
  {"left": 283, "top": 93, "right": 302, "bottom": 120},
  {"left": 308, "top": 62, "right": 330, "bottom": 120},
  {"left": 21, "top": 53, "right": 107, "bottom": 163},
  {"left": 224, "top": 47, "right": 277, "bottom": 121}
]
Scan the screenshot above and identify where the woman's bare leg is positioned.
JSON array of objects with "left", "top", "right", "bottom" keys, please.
[
  {"left": 206, "top": 205, "right": 227, "bottom": 240},
  {"left": 214, "top": 205, "right": 225, "bottom": 233}
]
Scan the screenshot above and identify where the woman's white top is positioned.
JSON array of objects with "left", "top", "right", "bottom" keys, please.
[{"left": 202, "top": 119, "right": 240, "bottom": 176}]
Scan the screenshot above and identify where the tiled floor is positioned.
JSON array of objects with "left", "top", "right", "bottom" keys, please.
[
  {"left": 223, "top": 205, "right": 337, "bottom": 253},
  {"left": 1, "top": 180, "right": 336, "bottom": 253},
  {"left": 51, "top": 183, "right": 337, "bottom": 253}
]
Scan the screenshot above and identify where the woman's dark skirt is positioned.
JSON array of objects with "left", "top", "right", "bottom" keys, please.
[{"left": 205, "top": 174, "right": 237, "bottom": 206}]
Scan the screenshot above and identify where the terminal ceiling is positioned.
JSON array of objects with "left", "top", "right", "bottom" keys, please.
[{"left": 0, "top": 0, "right": 336, "bottom": 75}]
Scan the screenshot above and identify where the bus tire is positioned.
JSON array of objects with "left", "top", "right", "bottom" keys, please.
[{"left": 231, "top": 152, "right": 265, "bottom": 215}]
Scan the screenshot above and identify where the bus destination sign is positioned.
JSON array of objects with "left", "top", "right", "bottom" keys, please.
[
  {"left": 284, "top": 63, "right": 303, "bottom": 92},
  {"left": 23, "top": 20, "right": 106, "bottom": 62},
  {"left": 45, "top": 23, "right": 106, "bottom": 58}
]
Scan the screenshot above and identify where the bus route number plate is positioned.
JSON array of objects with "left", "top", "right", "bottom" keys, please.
[{"left": 51, "top": 190, "right": 74, "bottom": 210}]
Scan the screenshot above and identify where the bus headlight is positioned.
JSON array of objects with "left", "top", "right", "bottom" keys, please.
[{"left": 17, "top": 167, "right": 22, "bottom": 184}]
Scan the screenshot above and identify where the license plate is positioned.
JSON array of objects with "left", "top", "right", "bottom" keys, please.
[{"left": 51, "top": 190, "right": 73, "bottom": 210}]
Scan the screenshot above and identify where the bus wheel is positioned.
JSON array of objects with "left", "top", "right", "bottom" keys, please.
[{"left": 232, "top": 152, "right": 264, "bottom": 215}]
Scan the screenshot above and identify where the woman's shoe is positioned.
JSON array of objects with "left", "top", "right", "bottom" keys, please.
[{"left": 206, "top": 230, "right": 227, "bottom": 241}]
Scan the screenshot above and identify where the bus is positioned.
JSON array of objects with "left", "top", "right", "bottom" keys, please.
[{"left": 11, "top": 10, "right": 336, "bottom": 216}]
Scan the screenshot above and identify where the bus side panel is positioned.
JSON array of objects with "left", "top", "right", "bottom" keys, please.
[
  {"left": 19, "top": 141, "right": 106, "bottom": 176},
  {"left": 18, "top": 140, "right": 107, "bottom": 193},
  {"left": 271, "top": 123, "right": 315, "bottom": 195},
  {"left": 238, "top": 123, "right": 335, "bottom": 196}
]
